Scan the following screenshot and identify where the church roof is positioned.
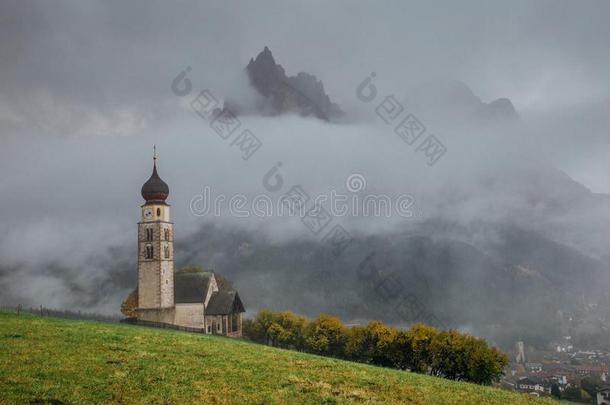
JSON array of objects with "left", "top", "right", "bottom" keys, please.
[
  {"left": 205, "top": 290, "right": 245, "bottom": 315},
  {"left": 174, "top": 270, "right": 213, "bottom": 304},
  {"left": 141, "top": 159, "right": 169, "bottom": 203},
  {"left": 173, "top": 269, "right": 245, "bottom": 313}
]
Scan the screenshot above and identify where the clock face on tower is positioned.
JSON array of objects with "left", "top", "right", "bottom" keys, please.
[{"left": 143, "top": 208, "right": 153, "bottom": 220}]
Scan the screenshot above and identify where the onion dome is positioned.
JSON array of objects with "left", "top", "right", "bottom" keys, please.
[{"left": 141, "top": 150, "right": 169, "bottom": 203}]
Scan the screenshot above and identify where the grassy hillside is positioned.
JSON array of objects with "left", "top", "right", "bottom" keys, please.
[{"left": 0, "top": 311, "right": 561, "bottom": 404}]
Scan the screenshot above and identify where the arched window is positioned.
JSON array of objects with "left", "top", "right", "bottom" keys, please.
[
  {"left": 157, "top": 208, "right": 161, "bottom": 217},
  {"left": 146, "top": 228, "right": 153, "bottom": 241},
  {"left": 164, "top": 229, "right": 170, "bottom": 241},
  {"left": 145, "top": 245, "right": 153, "bottom": 259},
  {"left": 164, "top": 246, "right": 170, "bottom": 259}
]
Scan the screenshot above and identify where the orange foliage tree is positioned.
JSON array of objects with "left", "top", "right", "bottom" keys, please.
[{"left": 120, "top": 288, "right": 138, "bottom": 318}]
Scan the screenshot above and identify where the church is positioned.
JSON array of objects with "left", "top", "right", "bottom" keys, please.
[{"left": 133, "top": 151, "right": 245, "bottom": 336}]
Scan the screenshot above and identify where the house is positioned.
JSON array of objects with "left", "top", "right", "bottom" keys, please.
[
  {"left": 132, "top": 149, "right": 245, "bottom": 336},
  {"left": 572, "top": 350, "right": 599, "bottom": 362},
  {"left": 516, "top": 377, "right": 551, "bottom": 395},
  {"left": 525, "top": 363, "right": 543, "bottom": 373},
  {"left": 552, "top": 336, "right": 574, "bottom": 353},
  {"left": 575, "top": 364, "right": 605, "bottom": 377},
  {"left": 554, "top": 343, "right": 574, "bottom": 353},
  {"left": 543, "top": 366, "right": 574, "bottom": 386},
  {"left": 598, "top": 386, "right": 610, "bottom": 405}
]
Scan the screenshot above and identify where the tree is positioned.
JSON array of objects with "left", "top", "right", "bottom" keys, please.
[
  {"left": 266, "top": 311, "right": 307, "bottom": 349},
  {"left": 304, "top": 314, "right": 347, "bottom": 357},
  {"left": 365, "top": 321, "right": 398, "bottom": 367},
  {"left": 120, "top": 288, "right": 138, "bottom": 318},
  {"left": 562, "top": 386, "right": 581, "bottom": 402},
  {"left": 242, "top": 318, "right": 255, "bottom": 339},
  {"left": 461, "top": 337, "right": 508, "bottom": 384},
  {"left": 388, "top": 330, "right": 414, "bottom": 370},
  {"left": 344, "top": 325, "right": 369, "bottom": 362},
  {"left": 581, "top": 375, "right": 604, "bottom": 398},
  {"left": 243, "top": 309, "right": 277, "bottom": 344},
  {"left": 404, "top": 323, "right": 439, "bottom": 373},
  {"left": 429, "top": 329, "right": 467, "bottom": 379},
  {"left": 344, "top": 321, "right": 398, "bottom": 367},
  {"left": 243, "top": 309, "right": 308, "bottom": 349},
  {"left": 550, "top": 383, "right": 561, "bottom": 399},
  {"left": 267, "top": 322, "right": 287, "bottom": 347}
]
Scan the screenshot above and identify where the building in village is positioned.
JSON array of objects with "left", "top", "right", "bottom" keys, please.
[
  {"left": 598, "top": 386, "right": 610, "bottom": 405},
  {"left": 515, "top": 377, "right": 551, "bottom": 396},
  {"left": 133, "top": 150, "right": 245, "bottom": 336},
  {"left": 525, "top": 362, "right": 543, "bottom": 373}
]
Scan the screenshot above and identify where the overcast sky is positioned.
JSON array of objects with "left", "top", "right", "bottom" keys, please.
[
  {"left": 2, "top": 0, "right": 610, "bottom": 186},
  {"left": 1, "top": 0, "right": 610, "bottom": 313}
]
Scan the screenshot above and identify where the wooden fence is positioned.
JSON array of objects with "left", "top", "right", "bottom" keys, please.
[
  {"left": 1, "top": 305, "right": 211, "bottom": 335},
  {"left": 0, "top": 304, "right": 121, "bottom": 323},
  {"left": 120, "top": 318, "right": 207, "bottom": 333}
]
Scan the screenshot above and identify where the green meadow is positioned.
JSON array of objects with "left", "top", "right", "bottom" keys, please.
[{"left": 0, "top": 311, "right": 564, "bottom": 404}]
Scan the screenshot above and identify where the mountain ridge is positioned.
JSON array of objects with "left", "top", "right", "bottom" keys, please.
[{"left": 242, "top": 46, "right": 343, "bottom": 120}]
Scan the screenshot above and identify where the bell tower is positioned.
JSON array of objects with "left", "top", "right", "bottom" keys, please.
[{"left": 138, "top": 147, "right": 174, "bottom": 311}]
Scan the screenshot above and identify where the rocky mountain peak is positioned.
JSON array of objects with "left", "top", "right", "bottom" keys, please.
[{"left": 245, "top": 47, "right": 342, "bottom": 120}]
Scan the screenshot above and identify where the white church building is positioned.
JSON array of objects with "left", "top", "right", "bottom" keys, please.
[{"left": 134, "top": 151, "right": 245, "bottom": 336}]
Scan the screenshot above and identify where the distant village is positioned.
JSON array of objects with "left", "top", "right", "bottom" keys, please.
[{"left": 502, "top": 334, "right": 610, "bottom": 403}]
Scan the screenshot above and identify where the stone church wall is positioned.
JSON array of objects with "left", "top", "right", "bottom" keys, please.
[
  {"left": 174, "top": 303, "right": 205, "bottom": 328},
  {"left": 137, "top": 307, "right": 175, "bottom": 324}
]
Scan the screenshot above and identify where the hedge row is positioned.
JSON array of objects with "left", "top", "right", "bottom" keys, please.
[{"left": 243, "top": 310, "right": 508, "bottom": 385}]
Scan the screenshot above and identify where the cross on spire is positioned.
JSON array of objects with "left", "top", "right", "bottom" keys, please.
[{"left": 153, "top": 144, "right": 158, "bottom": 162}]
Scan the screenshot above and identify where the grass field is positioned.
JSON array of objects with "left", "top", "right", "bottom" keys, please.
[{"left": 0, "top": 311, "right": 564, "bottom": 404}]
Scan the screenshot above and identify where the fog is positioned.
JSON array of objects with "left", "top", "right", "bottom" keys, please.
[{"left": 1, "top": 0, "right": 610, "bottom": 347}]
